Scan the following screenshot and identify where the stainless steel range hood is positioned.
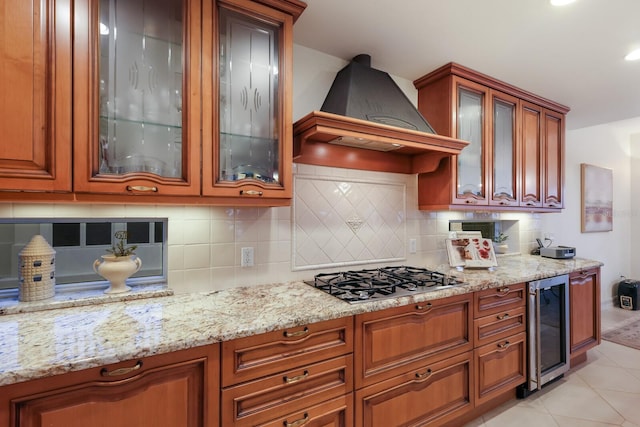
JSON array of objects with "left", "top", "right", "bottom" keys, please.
[{"left": 293, "top": 55, "right": 469, "bottom": 174}]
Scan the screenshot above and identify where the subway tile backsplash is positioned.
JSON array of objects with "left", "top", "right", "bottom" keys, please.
[{"left": 1, "top": 165, "right": 541, "bottom": 294}]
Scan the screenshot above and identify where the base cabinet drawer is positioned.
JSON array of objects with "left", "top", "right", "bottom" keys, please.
[
  {"left": 222, "top": 317, "right": 353, "bottom": 387},
  {"left": 222, "top": 355, "right": 353, "bottom": 427},
  {"left": 474, "top": 306, "right": 526, "bottom": 347},
  {"left": 355, "top": 293, "right": 473, "bottom": 388},
  {"left": 474, "top": 331, "right": 526, "bottom": 405},
  {"left": 474, "top": 283, "right": 526, "bottom": 316},
  {"left": 355, "top": 351, "right": 473, "bottom": 427},
  {"left": 256, "top": 393, "right": 353, "bottom": 427}
]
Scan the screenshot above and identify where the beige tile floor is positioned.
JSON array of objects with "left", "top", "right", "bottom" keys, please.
[{"left": 465, "top": 307, "right": 640, "bottom": 427}]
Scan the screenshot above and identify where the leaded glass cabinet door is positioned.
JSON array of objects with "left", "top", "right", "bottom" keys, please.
[
  {"left": 453, "top": 78, "right": 488, "bottom": 205},
  {"left": 202, "top": 0, "right": 295, "bottom": 203},
  {"left": 73, "top": 0, "right": 202, "bottom": 196},
  {"left": 490, "top": 91, "right": 519, "bottom": 207}
]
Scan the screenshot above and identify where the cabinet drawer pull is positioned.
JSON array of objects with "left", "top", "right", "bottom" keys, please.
[
  {"left": 415, "top": 368, "right": 432, "bottom": 380},
  {"left": 497, "top": 341, "right": 511, "bottom": 350},
  {"left": 284, "top": 413, "right": 309, "bottom": 427},
  {"left": 497, "top": 313, "right": 510, "bottom": 320},
  {"left": 239, "top": 190, "right": 263, "bottom": 196},
  {"left": 284, "top": 370, "right": 309, "bottom": 384},
  {"left": 101, "top": 360, "right": 143, "bottom": 377},
  {"left": 283, "top": 326, "right": 309, "bottom": 338},
  {"left": 126, "top": 185, "right": 158, "bottom": 192},
  {"left": 415, "top": 302, "right": 432, "bottom": 311},
  {"left": 496, "top": 287, "right": 510, "bottom": 296},
  {"left": 464, "top": 199, "right": 477, "bottom": 204}
]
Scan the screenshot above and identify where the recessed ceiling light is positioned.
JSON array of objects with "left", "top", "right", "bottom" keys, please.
[
  {"left": 625, "top": 49, "right": 640, "bottom": 61},
  {"left": 550, "top": 0, "right": 577, "bottom": 5}
]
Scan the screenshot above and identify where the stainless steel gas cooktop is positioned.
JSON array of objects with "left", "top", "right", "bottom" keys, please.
[{"left": 306, "top": 266, "right": 465, "bottom": 304}]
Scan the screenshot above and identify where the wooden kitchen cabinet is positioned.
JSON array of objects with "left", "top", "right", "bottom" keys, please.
[
  {"left": 201, "top": 0, "right": 303, "bottom": 204},
  {"left": 569, "top": 267, "right": 601, "bottom": 366},
  {"left": 354, "top": 293, "right": 474, "bottom": 426},
  {"left": 414, "top": 62, "right": 569, "bottom": 212},
  {"left": 73, "top": 0, "right": 203, "bottom": 197},
  {"left": 355, "top": 351, "right": 473, "bottom": 427},
  {"left": 221, "top": 317, "right": 354, "bottom": 426},
  {"left": 3, "top": 0, "right": 304, "bottom": 206},
  {"left": 473, "top": 283, "right": 526, "bottom": 406},
  {"left": 0, "top": 344, "right": 220, "bottom": 427},
  {"left": 0, "top": 0, "right": 72, "bottom": 193},
  {"left": 355, "top": 293, "right": 473, "bottom": 389}
]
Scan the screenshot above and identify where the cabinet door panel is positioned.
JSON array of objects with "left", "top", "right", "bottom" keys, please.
[
  {"left": 202, "top": 0, "right": 294, "bottom": 202},
  {"left": 570, "top": 268, "right": 601, "bottom": 356},
  {"left": 0, "top": 0, "right": 72, "bottom": 192},
  {"left": 3, "top": 345, "right": 219, "bottom": 427},
  {"left": 543, "top": 109, "right": 564, "bottom": 208},
  {"left": 12, "top": 355, "right": 214, "bottom": 427},
  {"left": 520, "top": 101, "right": 542, "bottom": 208},
  {"left": 73, "top": 0, "right": 201, "bottom": 196},
  {"left": 452, "top": 77, "right": 489, "bottom": 206},
  {"left": 475, "top": 331, "right": 526, "bottom": 405},
  {"left": 490, "top": 90, "right": 519, "bottom": 207}
]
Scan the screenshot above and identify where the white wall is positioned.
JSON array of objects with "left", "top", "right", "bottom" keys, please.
[{"left": 541, "top": 118, "right": 640, "bottom": 306}]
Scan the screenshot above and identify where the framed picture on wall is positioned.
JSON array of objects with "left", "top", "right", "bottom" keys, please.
[{"left": 581, "top": 163, "right": 613, "bottom": 232}]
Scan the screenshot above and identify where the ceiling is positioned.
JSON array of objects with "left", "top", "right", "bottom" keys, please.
[{"left": 293, "top": 0, "right": 640, "bottom": 131}]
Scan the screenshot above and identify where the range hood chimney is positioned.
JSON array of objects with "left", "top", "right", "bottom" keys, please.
[
  {"left": 320, "top": 54, "right": 436, "bottom": 136},
  {"left": 293, "top": 55, "right": 469, "bottom": 174}
]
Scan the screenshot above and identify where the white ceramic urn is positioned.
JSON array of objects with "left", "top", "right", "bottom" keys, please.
[{"left": 93, "top": 255, "right": 142, "bottom": 294}]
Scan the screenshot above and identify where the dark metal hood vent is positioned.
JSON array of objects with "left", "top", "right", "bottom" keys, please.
[
  {"left": 293, "top": 55, "right": 469, "bottom": 174},
  {"left": 320, "top": 54, "right": 436, "bottom": 136}
]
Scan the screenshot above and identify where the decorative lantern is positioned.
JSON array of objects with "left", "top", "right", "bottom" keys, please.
[{"left": 18, "top": 235, "right": 56, "bottom": 302}]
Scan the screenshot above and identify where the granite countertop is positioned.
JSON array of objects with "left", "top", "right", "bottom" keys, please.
[{"left": 0, "top": 255, "right": 602, "bottom": 387}]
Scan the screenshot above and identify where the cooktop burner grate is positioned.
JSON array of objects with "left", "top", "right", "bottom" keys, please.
[{"left": 307, "top": 266, "right": 464, "bottom": 303}]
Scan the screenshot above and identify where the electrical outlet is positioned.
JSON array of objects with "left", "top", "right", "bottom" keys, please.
[
  {"left": 409, "top": 238, "right": 417, "bottom": 254},
  {"left": 241, "top": 247, "right": 254, "bottom": 267}
]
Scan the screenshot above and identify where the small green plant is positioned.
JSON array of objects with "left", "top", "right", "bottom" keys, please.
[
  {"left": 106, "top": 230, "right": 137, "bottom": 257},
  {"left": 493, "top": 232, "right": 508, "bottom": 244}
]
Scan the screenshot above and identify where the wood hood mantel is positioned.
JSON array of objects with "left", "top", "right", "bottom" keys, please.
[{"left": 293, "top": 111, "right": 469, "bottom": 174}]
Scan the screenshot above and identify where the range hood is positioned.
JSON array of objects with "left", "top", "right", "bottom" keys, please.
[{"left": 293, "top": 55, "right": 469, "bottom": 174}]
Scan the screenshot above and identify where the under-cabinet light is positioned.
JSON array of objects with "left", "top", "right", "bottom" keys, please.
[{"left": 550, "top": 0, "right": 577, "bottom": 5}]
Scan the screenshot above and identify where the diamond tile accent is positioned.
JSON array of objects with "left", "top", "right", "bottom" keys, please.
[{"left": 293, "top": 175, "right": 406, "bottom": 270}]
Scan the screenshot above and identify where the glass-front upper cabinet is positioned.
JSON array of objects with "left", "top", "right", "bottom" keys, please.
[
  {"left": 454, "top": 78, "right": 489, "bottom": 205},
  {"left": 490, "top": 91, "right": 519, "bottom": 207},
  {"left": 202, "top": 0, "right": 301, "bottom": 202},
  {"left": 73, "top": 0, "right": 202, "bottom": 196}
]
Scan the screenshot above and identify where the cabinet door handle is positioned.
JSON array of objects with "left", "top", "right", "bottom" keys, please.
[
  {"left": 464, "top": 199, "right": 478, "bottom": 204},
  {"left": 284, "top": 370, "right": 309, "bottom": 384},
  {"left": 496, "top": 287, "right": 510, "bottom": 296},
  {"left": 101, "top": 360, "right": 143, "bottom": 377},
  {"left": 284, "top": 413, "right": 309, "bottom": 427},
  {"left": 497, "top": 340, "right": 511, "bottom": 350},
  {"left": 239, "top": 190, "right": 263, "bottom": 196},
  {"left": 126, "top": 185, "right": 158, "bottom": 192},
  {"left": 415, "top": 368, "right": 432, "bottom": 380},
  {"left": 283, "top": 326, "right": 309, "bottom": 338},
  {"left": 415, "top": 302, "right": 432, "bottom": 311},
  {"left": 497, "top": 313, "right": 510, "bottom": 320}
]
